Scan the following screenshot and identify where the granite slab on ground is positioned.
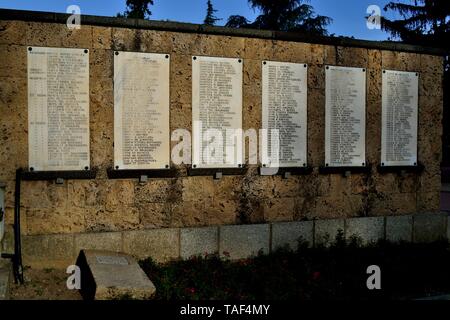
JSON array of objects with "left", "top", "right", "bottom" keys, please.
[{"left": 76, "top": 250, "right": 155, "bottom": 300}]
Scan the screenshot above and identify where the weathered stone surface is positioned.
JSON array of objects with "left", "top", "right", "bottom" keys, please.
[
  {"left": 181, "top": 177, "right": 214, "bottom": 202},
  {"left": 204, "top": 198, "right": 238, "bottom": 225},
  {"left": 336, "top": 46, "right": 368, "bottom": 68},
  {"left": 382, "top": 50, "right": 420, "bottom": 71},
  {"left": 139, "top": 202, "right": 172, "bottom": 229},
  {"left": 25, "top": 207, "right": 86, "bottom": 235},
  {"left": 420, "top": 54, "right": 444, "bottom": 74},
  {"left": 0, "top": 258, "right": 11, "bottom": 300},
  {"left": 219, "top": 224, "right": 270, "bottom": 259},
  {"left": 263, "top": 198, "right": 295, "bottom": 222},
  {"left": 180, "top": 227, "right": 218, "bottom": 259},
  {"left": 75, "top": 232, "right": 122, "bottom": 253},
  {"left": 345, "top": 216, "right": 385, "bottom": 244},
  {"left": 314, "top": 218, "right": 345, "bottom": 246},
  {"left": 271, "top": 221, "right": 313, "bottom": 251},
  {"left": 122, "top": 228, "right": 179, "bottom": 262},
  {"left": 386, "top": 215, "right": 413, "bottom": 242},
  {"left": 77, "top": 250, "right": 155, "bottom": 300},
  {"left": 0, "top": 44, "right": 26, "bottom": 77},
  {"left": 0, "top": 20, "right": 27, "bottom": 45},
  {"left": 92, "top": 26, "right": 112, "bottom": 49},
  {"left": 84, "top": 207, "right": 140, "bottom": 233},
  {"left": 413, "top": 212, "right": 447, "bottom": 243},
  {"left": 22, "top": 234, "right": 76, "bottom": 268},
  {"left": 171, "top": 200, "right": 207, "bottom": 227}
]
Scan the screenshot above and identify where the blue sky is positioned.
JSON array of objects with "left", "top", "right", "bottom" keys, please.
[{"left": 0, "top": 0, "right": 406, "bottom": 40}]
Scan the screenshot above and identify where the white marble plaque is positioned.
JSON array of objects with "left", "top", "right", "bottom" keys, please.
[
  {"left": 262, "top": 61, "right": 307, "bottom": 168},
  {"left": 192, "top": 56, "right": 243, "bottom": 168},
  {"left": 27, "top": 47, "right": 90, "bottom": 171},
  {"left": 114, "top": 52, "right": 170, "bottom": 170},
  {"left": 381, "top": 70, "right": 419, "bottom": 166},
  {"left": 96, "top": 255, "right": 129, "bottom": 266},
  {"left": 325, "top": 66, "right": 366, "bottom": 167}
]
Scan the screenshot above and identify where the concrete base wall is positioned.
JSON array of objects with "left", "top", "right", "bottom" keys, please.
[{"left": 2, "top": 212, "right": 448, "bottom": 269}]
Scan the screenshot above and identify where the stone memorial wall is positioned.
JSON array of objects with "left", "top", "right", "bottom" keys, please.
[{"left": 0, "top": 10, "right": 445, "bottom": 267}]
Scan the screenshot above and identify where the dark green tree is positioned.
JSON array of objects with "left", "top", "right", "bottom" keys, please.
[
  {"left": 381, "top": 0, "right": 449, "bottom": 48},
  {"left": 117, "top": 0, "right": 154, "bottom": 19},
  {"left": 225, "top": 0, "right": 331, "bottom": 35},
  {"left": 225, "top": 15, "right": 251, "bottom": 28},
  {"left": 382, "top": 1, "right": 450, "bottom": 164},
  {"left": 204, "top": 0, "right": 221, "bottom": 25}
]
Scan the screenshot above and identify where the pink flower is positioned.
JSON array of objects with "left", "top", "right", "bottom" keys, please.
[{"left": 187, "top": 287, "right": 196, "bottom": 294}]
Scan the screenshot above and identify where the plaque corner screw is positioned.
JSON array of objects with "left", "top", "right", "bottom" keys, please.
[
  {"left": 325, "top": 163, "right": 329, "bottom": 167},
  {"left": 303, "top": 163, "right": 306, "bottom": 167},
  {"left": 416, "top": 73, "right": 418, "bottom": 77},
  {"left": 383, "top": 70, "right": 386, "bottom": 73},
  {"left": 326, "top": 66, "right": 329, "bottom": 70},
  {"left": 238, "top": 59, "right": 242, "bottom": 63},
  {"left": 362, "top": 163, "right": 366, "bottom": 166},
  {"left": 115, "top": 166, "right": 119, "bottom": 170},
  {"left": 381, "top": 163, "right": 385, "bottom": 166},
  {"left": 165, "top": 54, "right": 169, "bottom": 59},
  {"left": 84, "top": 49, "right": 89, "bottom": 54},
  {"left": 362, "top": 68, "right": 366, "bottom": 72},
  {"left": 263, "top": 61, "right": 267, "bottom": 65},
  {"left": 262, "top": 164, "right": 266, "bottom": 167},
  {"left": 29, "top": 167, "right": 34, "bottom": 172},
  {"left": 165, "top": 165, "right": 169, "bottom": 168},
  {"left": 28, "top": 47, "right": 32, "bottom": 52},
  {"left": 193, "top": 56, "right": 197, "bottom": 60},
  {"left": 304, "top": 64, "right": 307, "bottom": 68},
  {"left": 115, "top": 51, "right": 119, "bottom": 56},
  {"left": 84, "top": 166, "right": 89, "bottom": 171},
  {"left": 414, "top": 162, "right": 417, "bottom": 166},
  {"left": 193, "top": 164, "right": 197, "bottom": 168}
]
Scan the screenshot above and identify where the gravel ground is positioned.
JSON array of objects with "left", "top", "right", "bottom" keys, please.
[{"left": 10, "top": 267, "right": 82, "bottom": 300}]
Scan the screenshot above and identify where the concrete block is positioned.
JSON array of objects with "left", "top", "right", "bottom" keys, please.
[
  {"left": 75, "top": 232, "right": 122, "bottom": 254},
  {"left": 0, "top": 258, "right": 12, "bottom": 300},
  {"left": 386, "top": 215, "right": 413, "bottom": 242},
  {"left": 180, "top": 227, "right": 218, "bottom": 259},
  {"left": 345, "top": 216, "right": 385, "bottom": 244},
  {"left": 219, "top": 224, "right": 270, "bottom": 260},
  {"left": 414, "top": 212, "right": 447, "bottom": 243},
  {"left": 271, "top": 221, "right": 313, "bottom": 251},
  {"left": 1, "top": 225, "right": 13, "bottom": 254},
  {"left": 314, "top": 219, "right": 345, "bottom": 247},
  {"left": 122, "top": 228, "right": 179, "bottom": 263},
  {"left": 77, "top": 250, "right": 156, "bottom": 300},
  {"left": 22, "top": 233, "right": 76, "bottom": 268}
]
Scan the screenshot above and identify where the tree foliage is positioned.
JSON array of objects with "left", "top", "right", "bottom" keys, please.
[
  {"left": 117, "top": 0, "right": 154, "bottom": 19},
  {"left": 381, "top": 0, "right": 450, "bottom": 48},
  {"left": 204, "top": 0, "right": 221, "bottom": 26},
  {"left": 225, "top": 0, "right": 331, "bottom": 35}
]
